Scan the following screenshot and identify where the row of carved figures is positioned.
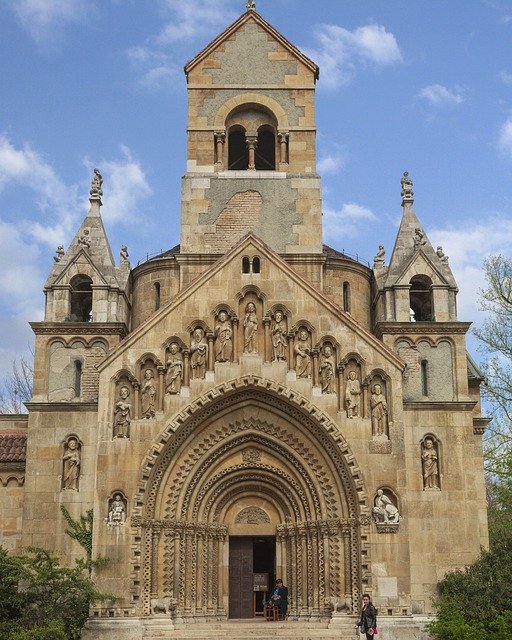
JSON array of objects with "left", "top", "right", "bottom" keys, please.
[
  {"left": 112, "top": 367, "right": 390, "bottom": 439},
  {"left": 60, "top": 434, "right": 441, "bottom": 494}
]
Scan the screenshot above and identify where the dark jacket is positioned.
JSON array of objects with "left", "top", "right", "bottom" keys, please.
[
  {"left": 359, "top": 603, "right": 377, "bottom": 633},
  {"left": 269, "top": 585, "right": 288, "bottom": 609}
]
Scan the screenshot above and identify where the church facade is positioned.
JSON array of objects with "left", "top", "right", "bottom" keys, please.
[{"left": 0, "top": 6, "right": 489, "bottom": 640}]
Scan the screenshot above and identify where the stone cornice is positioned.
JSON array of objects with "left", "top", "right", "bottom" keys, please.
[
  {"left": 25, "top": 402, "right": 98, "bottom": 413},
  {"left": 403, "top": 401, "right": 477, "bottom": 411},
  {"left": 30, "top": 322, "right": 128, "bottom": 337},
  {"left": 473, "top": 417, "right": 491, "bottom": 435},
  {"left": 0, "top": 414, "right": 28, "bottom": 422},
  {"left": 374, "top": 321, "right": 471, "bottom": 338}
]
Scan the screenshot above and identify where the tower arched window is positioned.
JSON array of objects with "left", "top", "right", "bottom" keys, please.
[
  {"left": 252, "top": 256, "right": 261, "bottom": 273},
  {"left": 70, "top": 275, "right": 93, "bottom": 322},
  {"left": 73, "top": 360, "right": 82, "bottom": 398},
  {"left": 342, "top": 282, "right": 351, "bottom": 313},
  {"left": 409, "top": 275, "right": 434, "bottom": 321},
  {"left": 255, "top": 126, "right": 276, "bottom": 170},
  {"left": 242, "top": 257, "right": 251, "bottom": 274},
  {"left": 228, "top": 126, "right": 248, "bottom": 170},
  {"left": 154, "top": 282, "right": 161, "bottom": 310}
]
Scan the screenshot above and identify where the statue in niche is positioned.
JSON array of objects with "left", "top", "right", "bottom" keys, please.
[
  {"left": 107, "top": 494, "right": 126, "bottom": 526},
  {"left": 370, "top": 383, "right": 388, "bottom": 436},
  {"left": 243, "top": 302, "right": 258, "bottom": 354},
  {"left": 422, "top": 438, "right": 440, "bottom": 490},
  {"left": 214, "top": 311, "right": 233, "bottom": 362},
  {"left": 190, "top": 328, "right": 208, "bottom": 379},
  {"left": 345, "top": 370, "right": 361, "bottom": 418},
  {"left": 294, "top": 329, "right": 311, "bottom": 378},
  {"left": 373, "top": 489, "right": 400, "bottom": 524},
  {"left": 62, "top": 438, "right": 80, "bottom": 491},
  {"left": 271, "top": 311, "right": 287, "bottom": 362},
  {"left": 166, "top": 343, "right": 183, "bottom": 394},
  {"left": 320, "top": 345, "right": 336, "bottom": 394},
  {"left": 141, "top": 368, "right": 157, "bottom": 418},
  {"left": 113, "top": 385, "right": 131, "bottom": 438}
]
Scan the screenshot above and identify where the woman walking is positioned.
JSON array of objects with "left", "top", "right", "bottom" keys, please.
[{"left": 357, "top": 593, "right": 377, "bottom": 639}]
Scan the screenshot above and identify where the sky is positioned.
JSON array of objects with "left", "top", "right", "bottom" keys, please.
[{"left": 1, "top": 0, "right": 512, "bottom": 381}]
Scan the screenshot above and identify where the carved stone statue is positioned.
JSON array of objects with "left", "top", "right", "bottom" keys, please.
[
  {"left": 190, "top": 328, "right": 208, "bottom": 379},
  {"left": 77, "top": 229, "right": 91, "bottom": 250},
  {"left": 62, "top": 438, "right": 80, "bottom": 491},
  {"left": 54, "top": 245, "right": 65, "bottom": 262},
  {"left": 243, "top": 302, "right": 258, "bottom": 354},
  {"left": 214, "top": 311, "right": 232, "bottom": 362},
  {"left": 413, "top": 227, "right": 426, "bottom": 249},
  {"left": 370, "top": 384, "right": 388, "bottom": 436},
  {"left": 422, "top": 438, "right": 440, "bottom": 490},
  {"left": 373, "top": 244, "right": 385, "bottom": 268},
  {"left": 246, "top": 0, "right": 256, "bottom": 8},
  {"left": 294, "top": 329, "right": 311, "bottom": 378},
  {"left": 373, "top": 489, "right": 400, "bottom": 524},
  {"left": 166, "top": 343, "right": 183, "bottom": 394},
  {"left": 320, "top": 345, "right": 336, "bottom": 394},
  {"left": 108, "top": 494, "right": 126, "bottom": 526},
  {"left": 271, "top": 311, "right": 287, "bottom": 362},
  {"left": 436, "top": 246, "right": 449, "bottom": 263},
  {"left": 90, "top": 168, "right": 103, "bottom": 198},
  {"left": 120, "top": 245, "right": 129, "bottom": 264},
  {"left": 113, "top": 386, "right": 131, "bottom": 438},
  {"left": 345, "top": 371, "right": 361, "bottom": 418},
  {"left": 401, "top": 170, "right": 414, "bottom": 202},
  {"left": 141, "top": 368, "right": 157, "bottom": 418}
]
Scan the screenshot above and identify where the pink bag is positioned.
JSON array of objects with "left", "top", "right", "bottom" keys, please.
[{"left": 373, "top": 628, "right": 378, "bottom": 635}]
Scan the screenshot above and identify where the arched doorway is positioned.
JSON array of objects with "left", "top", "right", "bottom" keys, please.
[{"left": 132, "top": 379, "right": 370, "bottom": 622}]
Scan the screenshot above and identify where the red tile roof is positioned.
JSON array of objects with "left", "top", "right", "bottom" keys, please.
[{"left": 0, "top": 433, "right": 27, "bottom": 463}]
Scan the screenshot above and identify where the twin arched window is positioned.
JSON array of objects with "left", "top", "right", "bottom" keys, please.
[{"left": 227, "top": 125, "right": 276, "bottom": 170}]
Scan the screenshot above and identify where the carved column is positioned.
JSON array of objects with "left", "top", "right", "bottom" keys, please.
[
  {"left": 312, "top": 349, "right": 319, "bottom": 387},
  {"left": 278, "top": 131, "right": 289, "bottom": 165},
  {"left": 337, "top": 364, "right": 345, "bottom": 412},
  {"left": 342, "top": 524, "right": 352, "bottom": 597},
  {"left": 287, "top": 332, "right": 295, "bottom": 370},
  {"left": 157, "top": 367, "right": 165, "bottom": 411},
  {"left": 133, "top": 383, "right": 140, "bottom": 419},
  {"left": 207, "top": 332, "right": 214, "bottom": 372},
  {"left": 214, "top": 131, "right": 225, "bottom": 167},
  {"left": 298, "top": 523, "right": 308, "bottom": 618},
  {"left": 246, "top": 136, "right": 257, "bottom": 170},
  {"left": 362, "top": 381, "right": 369, "bottom": 419},
  {"left": 151, "top": 522, "right": 162, "bottom": 595},
  {"left": 232, "top": 316, "right": 239, "bottom": 362},
  {"left": 183, "top": 349, "right": 190, "bottom": 387},
  {"left": 263, "top": 316, "right": 271, "bottom": 363}
]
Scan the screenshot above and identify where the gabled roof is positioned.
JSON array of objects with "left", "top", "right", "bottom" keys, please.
[
  {"left": 184, "top": 9, "right": 319, "bottom": 80},
  {"left": 99, "top": 232, "right": 404, "bottom": 372}
]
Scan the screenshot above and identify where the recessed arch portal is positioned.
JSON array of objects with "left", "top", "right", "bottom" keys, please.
[{"left": 131, "top": 377, "right": 371, "bottom": 622}]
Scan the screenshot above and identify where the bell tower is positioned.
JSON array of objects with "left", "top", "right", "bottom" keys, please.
[{"left": 180, "top": 3, "right": 322, "bottom": 256}]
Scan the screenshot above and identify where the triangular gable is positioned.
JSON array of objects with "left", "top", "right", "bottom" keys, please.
[
  {"left": 50, "top": 249, "right": 110, "bottom": 288},
  {"left": 184, "top": 10, "right": 319, "bottom": 79},
  {"left": 99, "top": 232, "right": 403, "bottom": 372},
  {"left": 393, "top": 250, "right": 451, "bottom": 287}
]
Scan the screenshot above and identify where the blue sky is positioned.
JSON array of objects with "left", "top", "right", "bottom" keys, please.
[{"left": 1, "top": 0, "right": 512, "bottom": 380}]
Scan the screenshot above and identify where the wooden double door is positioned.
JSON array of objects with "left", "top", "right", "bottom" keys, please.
[{"left": 228, "top": 536, "right": 275, "bottom": 619}]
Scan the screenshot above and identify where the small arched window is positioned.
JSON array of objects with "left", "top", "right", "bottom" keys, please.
[
  {"left": 256, "top": 126, "right": 276, "bottom": 170},
  {"left": 252, "top": 256, "right": 261, "bottom": 273},
  {"left": 154, "top": 282, "right": 161, "bottom": 310},
  {"left": 342, "top": 282, "right": 351, "bottom": 313},
  {"left": 70, "top": 275, "right": 93, "bottom": 322},
  {"left": 409, "top": 275, "right": 434, "bottom": 321},
  {"left": 73, "top": 360, "right": 82, "bottom": 398},
  {"left": 421, "top": 359, "right": 429, "bottom": 396},
  {"left": 228, "top": 127, "right": 248, "bottom": 170},
  {"left": 242, "top": 257, "right": 251, "bottom": 274}
]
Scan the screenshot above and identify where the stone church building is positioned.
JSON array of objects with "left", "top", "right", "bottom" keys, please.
[{"left": 0, "top": 5, "right": 489, "bottom": 639}]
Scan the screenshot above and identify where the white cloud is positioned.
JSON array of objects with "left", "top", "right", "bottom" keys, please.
[
  {"left": 126, "top": 46, "right": 179, "bottom": 90},
  {"left": 500, "top": 70, "right": 512, "bottom": 85},
  {"left": 305, "top": 23, "right": 402, "bottom": 89},
  {"left": 498, "top": 116, "right": 512, "bottom": 157},
  {"left": 156, "top": 0, "right": 237, "bottom": 44},
  {"left": 317, "top": 152, "right": 346, "bottom": 175},
  {"left": 418, "top": 84, "right": 465, "bottom": 107},
  {"left": 92, "top": 146, "right": 152, "bottom": 224},
  {"left": 5, "top": 0, "right": 90, "bottom": 44},
  {"left": 430, "top": 217, "right": 512, "bottom": 328},
  {"left": 323, "top": 202, "right": 377, "bottom": 241}
]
